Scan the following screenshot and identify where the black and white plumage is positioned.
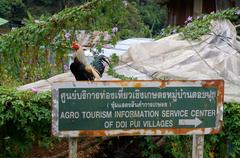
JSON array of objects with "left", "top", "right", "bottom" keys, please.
[
  {"left": 70, "top": 44, "right": 110, "bottom": 81},
  {"left": 91, "top": 55, "right": 110, "bottom": 77}
]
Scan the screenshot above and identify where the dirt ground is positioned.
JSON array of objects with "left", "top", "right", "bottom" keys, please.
[
  {"left": 25, "top": 137, "right": 143, "bottom": 158},
  {"left": 25, "top": 137, "right": 101, "bottom": 158}
]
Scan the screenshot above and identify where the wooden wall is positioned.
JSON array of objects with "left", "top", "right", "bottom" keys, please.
[
  {"left": 167, "top": 0, "right": 238, "bottom": 25},
  {"left": 167, "top": 0, "right": 193, "bottom": 25}
]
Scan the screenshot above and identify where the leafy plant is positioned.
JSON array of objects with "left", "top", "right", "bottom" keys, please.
[
  {"left": 155, "top": 25, "right": 181, "bottom": 39},
  {"left": 140, "top": 137, "right": 163, "bottom": 158},
  {"left": 0, "top": 86, "right": 52, "bottom": 157},
  {"left": 181, "top": 8, "right": 240, "bottom": 40},
  {"left": 163, "top": 102, "right": 240, "bottom": 158},
  {"left": 107, "top": 53, "right": 137, "bottom": 80},
  {"left": 0, "top": 0, "right": 25, "bottom": 18},
  {"left": 130, "top": 0, "right": 167, "bottom": 36},
  {"left": 204, "top": 102, "right": 240, "bottom": 158},
  {"left": 164, "top": 136, "right": 192, "bottom": 158},
  {"left": 0, "top": 0, "right": 148, "bottom": 85}
]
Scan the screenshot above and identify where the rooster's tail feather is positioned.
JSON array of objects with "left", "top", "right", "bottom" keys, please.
[{"left": 85, "top": 65, "right": 101, "bottom": 80}]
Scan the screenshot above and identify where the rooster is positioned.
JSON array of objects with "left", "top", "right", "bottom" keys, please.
[{"left": 70, "top": 42, "right": 110, "bottom": 81}]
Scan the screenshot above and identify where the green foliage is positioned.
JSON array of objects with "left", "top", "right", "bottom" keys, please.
[
  {"left": 164, "top": 136, "right": 192, "bottom": 158},
  {"left": 130, "top": 0, "right": 167, "bottom": 36},
  {"left": 181, "top": 8, "right": 240, "bottom": 40},
  {"left": 0, "top": 0, "right": 148, "bottom": 85},
  {"left": 109, "top": 53, "right": 119, "bottom": 67},
  {"left": 119, "top": 2, "right": 149, "bottom": 38},
  {"left": 0, "top": 0, "right": 25, "bottom": 18},
  {"left": 0, "top": 86, "right": 52, "bottom": 157},
  {"left": 163, "top": 102, "right": 240, "bottom": 158},
  {"left": 107, "top": 53, "right": 137, "bottom": 80},
  {"left": 140, "top": 137, "right": 163, "bottom": 158},
  {"left": 0, "top": 0, "right": 87, "bottom": 21},
  {"left": 204, "top": 102, "right": 240, "bottom": 158},
  {"left": 155, "top": 25, "right": 181, "bottom": 39}
]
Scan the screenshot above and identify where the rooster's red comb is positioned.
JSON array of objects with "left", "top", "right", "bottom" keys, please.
[{"left": 71, "top": 42, "right": 80, "bottom": 51}]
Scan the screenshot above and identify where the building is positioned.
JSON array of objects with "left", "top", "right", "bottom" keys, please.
[{"left": 158, "top": 0, "right": 240, "bottom": 25}]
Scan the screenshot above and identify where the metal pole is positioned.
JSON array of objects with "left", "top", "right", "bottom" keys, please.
[
  {"left": 192, "top": 135, "right": 204, "bottom": 158},
  {"left": 69, "top": 138, "right": 78, "bottom": 158}
]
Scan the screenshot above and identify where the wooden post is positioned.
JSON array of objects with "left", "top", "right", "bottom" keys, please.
[
  {"left": 193, "top": 0, "right": 203, "bottom": 17},
  {"left": 69, "top": 138, "right": 78, "bottom": 158},
  {"left": 192, "top": 135, "right": 204, "bottom": 158}
]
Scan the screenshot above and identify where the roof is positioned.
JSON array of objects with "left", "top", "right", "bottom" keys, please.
[
  {"left": 0, "top": 18, "right": 8, "bottom": 26},
  {"left": 102, "top": 38, "right": 154, "bottom": 57}
]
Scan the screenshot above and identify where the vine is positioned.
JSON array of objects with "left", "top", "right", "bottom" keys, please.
[
  {"left": 181, "top": 8, "right": 240, "bottom": 40},
  {"left": 156, "top": 7, "right": 240, "bottom": 40},
  {"left": 108, "top": 53, "right": 137, "bottom": 80},
  {"left": 0, "top": 0, "right": 147, "bottom": 85}
]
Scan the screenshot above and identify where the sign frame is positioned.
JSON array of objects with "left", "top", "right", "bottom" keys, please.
[{"left": 52, "top": 80, "right": 224, "bottom": 137}]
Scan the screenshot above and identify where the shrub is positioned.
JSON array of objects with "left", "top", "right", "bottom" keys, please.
[{"left": 0, "top": 86, "right": 52, "bottom": 157}]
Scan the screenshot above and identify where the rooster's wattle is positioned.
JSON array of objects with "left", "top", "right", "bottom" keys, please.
[{"left": 70, "top": 42, "right": 110, "bottom": 81}]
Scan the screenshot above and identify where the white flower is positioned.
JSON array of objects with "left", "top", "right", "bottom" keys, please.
[
  {"left": 112, "top": 27, "right": 118, "bottom": 33},
  {"left": 123, "top": 0, "right": 128, "bottom": 7}
]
